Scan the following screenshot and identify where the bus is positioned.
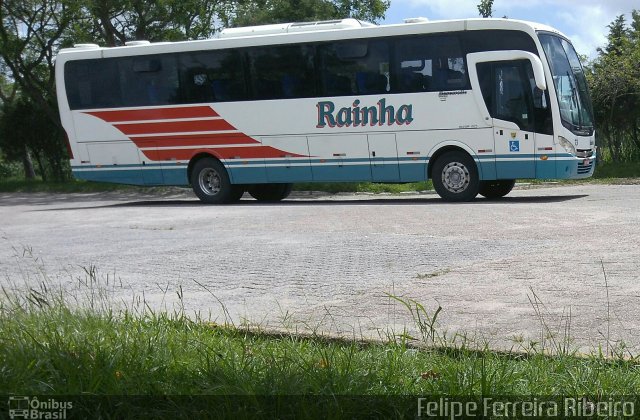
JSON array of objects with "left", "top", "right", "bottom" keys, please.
[{"left": 55, "top": 17, "right": 596, "bottom": 203}]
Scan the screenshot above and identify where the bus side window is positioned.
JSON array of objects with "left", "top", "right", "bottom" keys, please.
[
  {"left": 393, "top": 34, "right": 469, "bottom": 93},
  {"left": 431, "top": 62, "right": 465, "bottom": 91},
  {"left": 65, "top": 60, "right": 121, "bottom": 109},
  {"left": 248, "top": 45, "right": 315, "bottom": 100},
  {"left": 119, "top": 55, "right": 179, "bottom": 107},
  {"left": 179, "top": 50, "right": 246, "bottom": 103},
  {"left": 319, "top": 39, "right": 390, "bottom": 97},
  {"left": 182, "top": 68, "right": 213, "bottom": 103}
]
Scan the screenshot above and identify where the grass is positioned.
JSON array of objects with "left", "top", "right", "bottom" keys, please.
[
  {"left": 0, "top": 177, "right": 143, "bottom": 193},
  {"left": 0, "top": 178, "right": 433, "bottom": 195},
  {"left": 293, "top": 181, "right": 433, "bottom": 194},
  {"left": 593, "top": 161, "right": 640, "bottom": 179},
  {"left": 2, "top": 255, "right": 640, "bottom": 418},
  {"left": 3, "top": 291, "right": 640, "bottom": 411}
]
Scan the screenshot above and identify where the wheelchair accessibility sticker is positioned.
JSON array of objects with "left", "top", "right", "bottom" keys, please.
[{"left": 509, "top": 140, "right": 520, "bottom": 152}]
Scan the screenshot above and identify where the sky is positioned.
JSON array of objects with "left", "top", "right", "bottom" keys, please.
[{"left": 382, "top": 0, "right": 638, "bottom": 59}]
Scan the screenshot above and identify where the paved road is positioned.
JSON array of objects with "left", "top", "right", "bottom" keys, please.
[{"left": 1, "top": 183, "right": 639, "bottom": 354}]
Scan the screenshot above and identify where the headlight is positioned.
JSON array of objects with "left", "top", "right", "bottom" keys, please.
[{"left": 558, "top": 136, "right": 576, "bottom": 155}]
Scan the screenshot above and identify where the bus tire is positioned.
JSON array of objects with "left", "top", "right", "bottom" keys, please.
[
  {"left": 431, "top": 151, "right": 479, "bottom": 202},
  {"left": 191, "top": 157, "right": 235, "bottom": 204},
  {"left": 248, "top": 183, "right": 293, "bottom": 201},
  {"left": 479, "top": 179, "right": 515, "bottom": 199}
]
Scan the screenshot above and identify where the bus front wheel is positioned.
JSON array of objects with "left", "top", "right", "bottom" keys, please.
[
  {"left": 248, "top": 183, "right": 293, "bottom": 202},
  {"left": 432, "top": 151, "right": 480, "bottom": 202},
  {"left": 479, "top": 180, "right": 515, "bottom": 199},
  {"left": 191, "top": 158, "right": 240, "bottom": 204}
]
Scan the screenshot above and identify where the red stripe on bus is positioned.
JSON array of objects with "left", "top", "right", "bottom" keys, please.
[
  {"left": 130, "top": 133, "right": 259, "bottom": 148},
  {"left": 210, "top": 146, "right": 307, "bottom": 159},
  {"left": 115, "top": 119, "right": 235, "bottom": 135},
  {"left": 85, "top": 106, "right": 218, "bottom": 122},
  {"left": 141, "top": 146, "right": 306, "bottom": 161}
]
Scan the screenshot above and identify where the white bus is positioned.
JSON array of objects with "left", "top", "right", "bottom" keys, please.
[{"left": 55, "top": 18, "right": 596, "bottom": 203}]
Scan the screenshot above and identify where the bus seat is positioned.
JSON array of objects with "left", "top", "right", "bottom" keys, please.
[
  {"left": 446, "top": 69, "right": 465, "bottom": 89},
  {"left": 212, "top": 79, "right": 229, "bottom": 100},
  {"left": 400, "top": 71, "right": 424, "bottom": 92},
  {"left": 146, "top": 81, "right": 160, "bottom": 104},
  {"left": 255, "top": 79, "right": 282, "bottom": 99},
  {"left": 325, "top": 74, "right": 352, "bottom": 95},
  {"left": 356, "top": 72, "right": 387, "bottom": 94},
  {"left": 281, "top": 74, "right": 301, "bottom": 98}
]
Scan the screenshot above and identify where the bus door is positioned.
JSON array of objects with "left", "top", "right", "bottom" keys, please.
[
  {"left": 368, "top": 133, "right": 399, "bottom": 181},
  {"left": 478, "top": 60, "right": 537, "bottom": 179}
]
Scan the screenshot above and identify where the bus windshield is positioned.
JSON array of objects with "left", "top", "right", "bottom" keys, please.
[{"left": 538, "top": 33, "right": 594, "bottom": 135}]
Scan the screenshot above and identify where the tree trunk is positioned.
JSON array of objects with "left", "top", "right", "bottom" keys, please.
[
  {"left": 32, "top": 150, "right": 47, "bottom": 182},
  {"left": 23, "top": 145, "right": 36, "bottom": 179}
]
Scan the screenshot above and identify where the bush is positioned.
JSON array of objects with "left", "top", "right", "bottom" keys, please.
[{"left": 0, "top": 159, "right": 22, "bottom": 179}]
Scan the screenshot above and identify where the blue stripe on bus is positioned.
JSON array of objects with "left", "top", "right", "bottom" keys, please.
[
  {"left": 478, "top": 160, "right": 497, "bottom": 180},
  {"left": 72, "top": 167, "right": 188, "bottom": 186},
  {"left": 267, "top": 166, "right": 314, "bottom": 182},
  {"left": 73, "top": 169, "right": 146, "bottom": 185},
  {"left": 310, "top": 164, "right": 373, "bottom": 181},
  {"left": 536, "top": 160, "right": 557, "bottom": 179},
  {"left": 72, "top": 154, "right": 589, "bottom": 186},
  {"left": 162, "top": 168, "right": 189, "bottom": 185}
]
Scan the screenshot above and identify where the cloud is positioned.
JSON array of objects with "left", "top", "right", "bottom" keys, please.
[
  {"left": 386, "top": 0, "right": 637, "bottom": 57},
  {"left": 399, "top": 0, "right": 477, "bottom": 18},
  {"left": 494, "top": 1, "right": 631, "bottom": 57},
  {"left": 493, "top": 0, "right": 635, "bottom": 17}
]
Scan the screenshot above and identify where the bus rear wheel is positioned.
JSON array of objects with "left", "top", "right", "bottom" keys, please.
[
  {"left": 479, "top": 180, "right": 515, "bottom": 199},
  {"left": 248, "top": 183, "right": 293, "bottom": 202},
  {"left": 191, "top": 157, "right": 238, "bottom": 204},
  {"left": 432, "top": 151, "right": 479, "bottom": 202}
]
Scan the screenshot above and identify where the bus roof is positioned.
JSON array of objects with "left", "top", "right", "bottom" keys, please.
[{"left": 56, "top": 18, "right": 567, "bottom": 60}]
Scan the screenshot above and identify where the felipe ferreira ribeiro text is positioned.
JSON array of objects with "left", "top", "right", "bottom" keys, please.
[{"left": 417, "top": 397, "right": 634, "bottom": 418}]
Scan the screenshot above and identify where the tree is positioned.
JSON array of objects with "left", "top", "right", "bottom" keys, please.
[
  {"left": 0, "top": 0, "right": 83, "bottom": 180},
  {"left": 598, "top": 15, "right": 629, "bottom": 57},
  {"left": 227, "top": 0, "right": 388, "bottom": 27},
  {"left": 477, "top": 0, "right": 494, "bottom": 18},
  {"left": 0, "top": 0, "right": 226, "bottom": 180},
  {"left": 0, "top": 97, "right": 63, "bottom": 180},
  {"left": 0, "top": 0, "right": 82, "bottom": 124},
  {"left": 0, "top": 0, "right": 387, "bottom": 181},
  {"left": 587, "top": 11, "right": 640, "bottom": 163},
  {"left": 73, "top": 0, "right": 224, "bottom": 47}
]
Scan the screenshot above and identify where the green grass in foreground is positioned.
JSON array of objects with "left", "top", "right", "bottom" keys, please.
[
  {"left": 5, "top": 308, "right": 638, "bottom": 396},
  {"left": 1, "top": 281, "right": 640, "bottom": 418}
]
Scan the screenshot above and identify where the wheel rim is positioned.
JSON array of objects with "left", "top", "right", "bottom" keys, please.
[
  {"left": 198, "top": 168, "right": 221, "bottom": 196},
  {"left": 441, "top": 162, "right": 470, "bottom": 193}
]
